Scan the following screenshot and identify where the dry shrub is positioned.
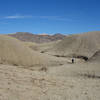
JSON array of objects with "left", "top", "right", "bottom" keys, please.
[{"left": 78, "top": 71, "right": 100, "bottom": 79}]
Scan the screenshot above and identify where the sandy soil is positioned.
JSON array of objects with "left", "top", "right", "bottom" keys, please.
[{"left": 0, "top": 61, "right": 100, "bottom": 100}]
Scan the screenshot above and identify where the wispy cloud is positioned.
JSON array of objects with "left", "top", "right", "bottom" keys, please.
[
  {"left": 33, "top": 16, "right": 73, "bottom": 21},
  {"left": 4, "top": 15, "right": 33, "bottom": 19},
  {"left": 35, "top": 16, "right": 73, "bottom": 21},
  {"left": 3, "top": 14, "right": 73, "bottom": 21}
]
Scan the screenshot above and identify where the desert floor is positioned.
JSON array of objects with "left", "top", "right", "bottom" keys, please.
[{"left": 0, "top": 57, "right": 100, "bottom": 100}]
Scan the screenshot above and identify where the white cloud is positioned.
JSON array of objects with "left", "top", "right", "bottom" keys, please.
[
  {"left": 3, "top": 15, "right": 73, "bottom": 21},
  {"left": 38, "top": 16, "right": 73, "bottom": 21},
  {"left": 4, "top": 15, "right": 33, "bottom": 19}
]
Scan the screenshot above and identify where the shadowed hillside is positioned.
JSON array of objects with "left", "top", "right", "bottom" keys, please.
[
  {"left": 89, "top": 50, "right": 100, "bottom": 62},
  {"left": 8, "top": 32, "right": 66, "bottom": 43}
]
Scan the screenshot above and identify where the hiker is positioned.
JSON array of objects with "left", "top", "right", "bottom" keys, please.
[{"left": 72, "top": 58, "right": 74, "bottom": 63}]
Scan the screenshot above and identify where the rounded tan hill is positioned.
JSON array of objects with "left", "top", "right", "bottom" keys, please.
[
  {"left": 0, "top": 35, "right": 46, "bottom": 67},
  {"left": 44, "top": 31, "right": 100, "bottom": 60}
]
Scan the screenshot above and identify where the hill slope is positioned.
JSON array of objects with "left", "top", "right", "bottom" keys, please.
[
  {"left": 0, "top": 35, "right": 46, "bottom": 67},
  {"left": 44, "top": 31, "right": 100, "bottom": 60}
]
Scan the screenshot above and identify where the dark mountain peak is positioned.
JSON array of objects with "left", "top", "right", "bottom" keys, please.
[
  {"left": 16, "top": 32, "right": 33, "bottom": 35},
  {"left": 8, "top": 32, "right": 66, "bottom": 43},
  {"left": 53, "top": 33, "right": 63, "bottom": 36}
]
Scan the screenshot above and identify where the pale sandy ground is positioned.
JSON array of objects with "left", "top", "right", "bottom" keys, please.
[{"left": 0, "top": 59, "right": 100, "bottom": 100}]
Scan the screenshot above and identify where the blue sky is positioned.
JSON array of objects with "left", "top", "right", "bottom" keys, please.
[{"left": 0, "top": 0, "right": 100, "bottom": 34}]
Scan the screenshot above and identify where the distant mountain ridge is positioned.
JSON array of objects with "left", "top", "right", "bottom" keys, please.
[{"left": 8, "top": 32, "right": 66, "bottom": 43}]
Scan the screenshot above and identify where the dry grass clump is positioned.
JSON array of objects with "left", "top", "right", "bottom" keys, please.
[
  {"left": 78, "top": 71, "right": 100, "bottom": 79},
  {"left": 39, "top": 66, "right": 48, "bottom": 72},
  {"left": 0, "top": 35, "right": 45, "bottom": 67}
]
